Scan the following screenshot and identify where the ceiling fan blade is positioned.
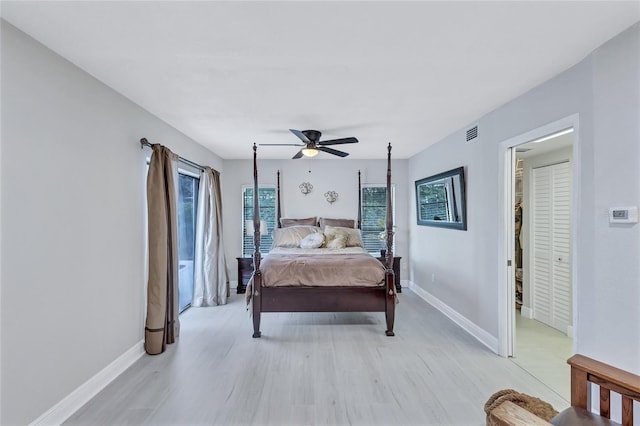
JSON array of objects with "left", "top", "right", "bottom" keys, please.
[
  {"left": 289, "top": 129, "right": 311, "bottom": 143},
  {"left": 292, "top": 149, "right": 304, "bottom": 159},
  {"left": 318, "top": 146, "right": 349, "bottom": 157},
  {"left": 318, "top": 137, "right": 358, "bottom": 146},
  {"left": 259, "top": 143, "right": 304, "bottom": 146}
]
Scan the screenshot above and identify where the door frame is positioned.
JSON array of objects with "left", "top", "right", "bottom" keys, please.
[{"left": 497, "top": 114, "right": 581, "bottom": 357}]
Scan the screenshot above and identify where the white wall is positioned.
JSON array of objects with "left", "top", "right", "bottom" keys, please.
[
  {"left": 222, "top": 157, "right": 410, "bottom": 284},
  {"left": 584, "top": 21, "right": 639, "bottom": 369},
  {"left": 408, "top": 23, "right": 639, "bottom": 372},
  {"left": 0, "top": 21, "right": 223, "bottom": 425}
]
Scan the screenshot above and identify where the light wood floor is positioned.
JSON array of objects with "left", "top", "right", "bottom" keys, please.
[
  {"left": 512, "top": 311, "right": 573, "bottom": 400},
  {"left": 65, "top": 290, "right": 569, "bottom": 426}
]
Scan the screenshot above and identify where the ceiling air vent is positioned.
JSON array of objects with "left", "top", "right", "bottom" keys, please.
[{"left": 466, "top": 125, "right": 478, "bottom": 142}]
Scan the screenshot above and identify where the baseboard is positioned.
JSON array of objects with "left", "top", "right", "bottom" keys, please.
[
  {"left": 521, "top": 305, "right": 533, "bottom": 319},
  {"left": 31, "top": 340, "right": 145, "bottom": 425},
  {"left": 567, "top": 325, "right": 574, "bottom": 338},
  {"left": 408, "top": 281, "right": 499, "bottom": 354}
]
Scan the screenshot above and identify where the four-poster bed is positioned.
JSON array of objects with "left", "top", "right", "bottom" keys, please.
[{"left": 247, "top": 143, "right": 396, "bottom": 337}]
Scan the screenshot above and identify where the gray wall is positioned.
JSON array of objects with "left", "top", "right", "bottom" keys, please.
[
  {"left": 0, "top": 21, "right": 223, "bottom": 425},
  {"left": 221, "top": 158, "right": 410, "bottom": 282},
  {"left": 408, "top": 23, "right": 639, "bottom": 372},
  {"left": 2, "top": 15, "right": 638, "bottom": 426}
]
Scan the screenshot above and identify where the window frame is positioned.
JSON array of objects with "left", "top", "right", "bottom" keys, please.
[
  {"left": 241, "top": 184, "right": 277, "bottom": 257},
  {"left": 360, "top": 183, "right": 395, "bottom": 254}
]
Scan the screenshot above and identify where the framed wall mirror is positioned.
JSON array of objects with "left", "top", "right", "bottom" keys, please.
[{"left": 415, "top": 166, "right": 467, "bottom": 230}]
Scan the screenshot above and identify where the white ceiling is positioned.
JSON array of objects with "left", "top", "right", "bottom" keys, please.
[{"left": 2, "top": 1, "right": 639, "bottom": 160}]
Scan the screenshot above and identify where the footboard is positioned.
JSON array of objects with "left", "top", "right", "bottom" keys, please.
[
  {"left": 259, "top": 286, "right": 387, "bottom": 312},
  {"left": 250, "top": 267, "right": 395, "bottom": 338},
  {"left": 251, "top": 279, "right": 395, "bottom": 337}
]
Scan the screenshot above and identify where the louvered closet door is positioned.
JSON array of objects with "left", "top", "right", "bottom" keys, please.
[{"left": 531, "top": 161, "right": 572, "bottom": 334}]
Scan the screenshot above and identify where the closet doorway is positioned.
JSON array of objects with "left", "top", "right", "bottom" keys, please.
[{"left": 502, "top": 122, "right": 577, "bottom": 401}]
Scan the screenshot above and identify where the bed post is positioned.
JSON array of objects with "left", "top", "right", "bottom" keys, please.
[
  {"left": 252, "top": 143, "right": 262, "bottom": 338},
  {"left": 357, "top": 170, "right": 362, "bottom": 229},
  {"left": 385, "top": 143, "right": 394, "bottom": 264},
  {"left": 277, "top": 170, "right": 282, "bottom": 228},
  {"left": 385, "top": 143, "right": 395, "bottom": 336}
]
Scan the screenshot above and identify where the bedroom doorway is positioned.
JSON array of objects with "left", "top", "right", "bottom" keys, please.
[
  {"left": 511, "top": 131, "right": 574, "bottom": 399},
  {"left": 499, "top": 115, "right": 579, "bottom": 400}
]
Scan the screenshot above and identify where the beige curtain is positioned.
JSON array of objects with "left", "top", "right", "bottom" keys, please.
[
  {"left": 144, "top": 145, "right": 180, "bottom": 355},
  {"left": 193, "top": 167, "right": 229, "bottom": 306}
]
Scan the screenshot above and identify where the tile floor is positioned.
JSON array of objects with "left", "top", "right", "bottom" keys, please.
[
  {"left": 511, "top": 310, "right": 573, "bottom": 401},
  {"left": 65, "top": 291, "right": 571, "bottom": 425}
]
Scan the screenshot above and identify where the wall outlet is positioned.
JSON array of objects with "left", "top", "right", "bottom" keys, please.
[{"left": 431, "top": 273, "right": 436, "bottom": 283}]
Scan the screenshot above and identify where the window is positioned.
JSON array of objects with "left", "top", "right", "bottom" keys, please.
[
  {"left": 242, "top": 186, "right": 276, "bottom": 257},
  {"left": 177, "top": 172, "right": 199, "bottom": 313},
  {"left": 361, "top": 185, "right": 395, "bottom": 253}
]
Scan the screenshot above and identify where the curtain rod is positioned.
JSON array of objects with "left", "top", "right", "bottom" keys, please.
[{"left": 140, "top": 138, "right": 205, "bottom": 172}]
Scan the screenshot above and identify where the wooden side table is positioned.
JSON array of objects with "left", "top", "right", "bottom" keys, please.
[
  {"left": 236, "top": 257, "right": 254, "bottom": 294},
  {"left": 377, "top": 256, "right": 402, "bottom": 293}
]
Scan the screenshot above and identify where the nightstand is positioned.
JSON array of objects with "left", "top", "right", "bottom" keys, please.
[
  {"left": 377, "top": 256, "right": 402, "bottom": 293},
  {"left": 236, "top": 257, "right": 254, "bottom": 294}
]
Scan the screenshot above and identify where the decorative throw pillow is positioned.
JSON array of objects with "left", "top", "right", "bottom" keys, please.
[
  {"left": 300, "top": 232, "right": 325, "bottom": 249},
  {"left": 324, "top": 225, "right": 363, "bottom": 248},
  {"left": 280, "top": 217, "right": 318, "bottom": 227},
  {"left": 325, "top": 232, "right": 348, "bottom": 249},
  {"left": 319, "top": 217, "right": 355, "bottom": 229},
  {"left": 323, "top": 226, "right": 348, "bottom": 249},
  {"left": 272, "top": 226, "right": 321, "bottom": 248}
]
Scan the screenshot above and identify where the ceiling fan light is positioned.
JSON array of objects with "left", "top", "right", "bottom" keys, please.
[{"left": 302, "top": 148, "right": 319, "bottom": 157}]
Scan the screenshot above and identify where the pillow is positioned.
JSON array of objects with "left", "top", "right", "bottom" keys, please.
[
  {"left": 319, "top": 217, "right": 355, "bottom": 229},
  {"left": 300, "top": 232, "right": 325, "bottom": 249},
  {"left": 272, "top": 226, "right": 321, "bottom": 248},
  {"left": 280, "top": 217, "right": 317, "bottom": 227},
  {"left": 325, "top": 232, "right": 347, "bottom": 249},
  {"left": 324, "top": 225, "right": 363, "bottom": 248},
  {"left": 323, "top": 225, "right": 347, "bottom": 249}
]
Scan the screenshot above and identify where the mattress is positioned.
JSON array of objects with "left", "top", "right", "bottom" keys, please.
[{"left": 259, "top": 247, "right": 385, "bottom": 287}]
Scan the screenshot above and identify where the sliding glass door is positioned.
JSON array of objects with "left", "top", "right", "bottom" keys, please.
[{"left": 177, "top": 173, "right": 199, "bottom": 312}]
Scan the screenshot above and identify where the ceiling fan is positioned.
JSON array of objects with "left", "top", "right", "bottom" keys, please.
[{"left": 260, "top": 129, "right": 358, "bottom": 159}]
